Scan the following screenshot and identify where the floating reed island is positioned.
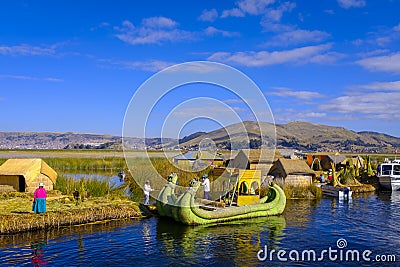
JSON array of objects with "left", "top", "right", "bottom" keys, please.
[{"left": 0, "top": 191, "right": 146, "bottom": 235}]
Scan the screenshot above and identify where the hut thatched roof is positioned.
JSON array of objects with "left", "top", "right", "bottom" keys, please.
[
  {"left": 240, "top": 149, "right": 283, "bottom": 163},
  {"left": 0, "top": 158, "right": 57, "bottom": 184},
  {"left": 274, "top": 158, "right": 315, "bottom": 175}
]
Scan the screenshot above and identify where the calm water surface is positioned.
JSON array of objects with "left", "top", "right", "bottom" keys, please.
[{"left": 1, "top": 192, "right": 399, "bottom": 266}]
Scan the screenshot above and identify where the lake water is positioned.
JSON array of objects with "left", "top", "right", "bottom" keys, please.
[{"left": 0, "top": 192, "right": 399, "bottom": 266}]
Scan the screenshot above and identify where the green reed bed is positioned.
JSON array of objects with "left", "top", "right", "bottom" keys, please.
[
  {"left": 54, "top": 175, "right": 122, "bottom": 197},
  {"left": 45, "top": 157, "right": 126, "bottom": 172},
  {"left": 271, "top": 180, "right": 322, "bottom": 200},
  {"left": 149, "top": 157, "right": 212, "bottom": 187},
  {"left": 284, "top": 184, "right": 322, "bottom": 199}
]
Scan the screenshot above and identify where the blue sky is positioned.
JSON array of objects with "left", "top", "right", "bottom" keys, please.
[{"left": 1, "top": 0, "right": 400, "bottom": 138}]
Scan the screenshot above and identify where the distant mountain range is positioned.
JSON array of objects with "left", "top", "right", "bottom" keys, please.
[
  {"left": 1, "top": 121, "right": 399, "bottom": 152},
  {"left": 177, "top": 121, "right": 400, "bottom": 153}
]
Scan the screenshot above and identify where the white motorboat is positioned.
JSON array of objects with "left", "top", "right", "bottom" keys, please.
[{"left": 376, "top": 159, "right": 400, "bottom": 191}]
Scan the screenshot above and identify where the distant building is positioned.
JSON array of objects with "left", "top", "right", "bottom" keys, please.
[
  {"left": 0, "top": 158, "right": 57, "bottom": 193},
  {"left": 269, "top": 158, "right": 315, "bottom": 186},
  {"left": 277, "top": 149, "right": 299, "bottom": 159}
]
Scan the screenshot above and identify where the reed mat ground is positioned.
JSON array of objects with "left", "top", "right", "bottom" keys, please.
[{"left": 0, "top": 191, "right": 145, "bottom": 234}]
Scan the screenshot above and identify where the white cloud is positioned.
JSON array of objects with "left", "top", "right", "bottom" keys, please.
[
  {"left": 208, "top": 44, "right": 337, "bottom": 66},
  {"left": 98, "top": 58, "right": 176, "bottom": 72},
  {"left": 263, "top": 29, "right": 330, "bottom": 46},
  {"left": 0, "top": 44, "right": 57, "bottom": 56},
  {"left": 0, "top": 74, "right": 63, "bottom": 82},
  {"left": 323, "top": 92, "right": 400, "bottom": 119},
  {"left": 90, "top": 22, "right": 110, "bottom": 31},
  {"left": 337, "top": 0, "right": 366, "bottom": 9},
  {"left": 114, "top": 17, "right": 195, "bottom": 45},
  {"left": 141, "top": 17, "right": 178, "bottom": 28},
  {"left": 352, "top": 22, "right": 400, "bottom": 48},
  {"left": 273, "top": 109, "right": 327, "bottom": 123},
  {"left": 269, "top": 87, "right": 324, "bottom": 100},
  {"left": 355, "top": 52, "right": 400, "bottom": 73},
  {"left": 237, "top": 0, "right": 276, "bottom": 15},
  {"left": 221, "top": 8, "right": 245, "bottom": 18},
  {"left": 350, "top": 81, "right": 400, "bottom": 91},
  {"left": 263, "top": 1, "right": 296, "bottom": 22},
  {"left": 356, "top": 49, "right": 389, "bottom": 57},
  {"left": 44, "top": 77, "right": 63, "bottom": 82},
  {"left": 198, "top": 9, "right": 218, "bottom": 22},
  {"left": 204, "top": 26, "right": 240, "bottom": 37},
  {"left": 260, "top": 21, "right": 295, "bottom": 32},
  {"left": 221, "top": 0, "right": 275, "bottom": 18}
]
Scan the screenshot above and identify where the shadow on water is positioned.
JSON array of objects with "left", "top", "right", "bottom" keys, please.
[{"left": 155, "top": 215, "right": 286, "bottom": 266}]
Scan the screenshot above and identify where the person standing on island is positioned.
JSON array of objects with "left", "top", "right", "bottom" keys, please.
[
  {"left": 143, "top": 180, "right": 154, "bottom": 205},
  {"left": 201, "top": 174, "right": 210, "bottom": 200},
  {"left": 319, "top": 173, "right": 325, "bottom": 183},
  {"left": 32, "top": 182, "right": 47, "bottom": 214}
]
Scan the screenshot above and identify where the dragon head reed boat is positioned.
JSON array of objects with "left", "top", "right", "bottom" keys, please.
[{"left": 156, "top": 170, "right": 286, "bottom": 225}]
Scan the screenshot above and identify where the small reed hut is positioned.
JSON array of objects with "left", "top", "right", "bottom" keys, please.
[
  {"left": 0, "top": 158, "right": 57, "bottom": 193},
  {"left": 269, "top": 158, "right": 315, "bottom": 186},
  {"left": 229, "top": 149, "right": 283, "bottom": 176}
]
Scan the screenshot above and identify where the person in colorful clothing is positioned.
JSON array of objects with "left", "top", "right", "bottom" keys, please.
[{"left": 32, "top": 182, "right": 47, "bottom": 214}]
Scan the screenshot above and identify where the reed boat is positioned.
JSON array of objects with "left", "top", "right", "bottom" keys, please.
[{"left": 156, "top": 171, "right": 286, "bottom": 225}]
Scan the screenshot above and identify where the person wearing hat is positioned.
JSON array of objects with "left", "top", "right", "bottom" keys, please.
[
  {"left": 201, "top": 174, "right": 210, "bottom": 200},
  {"left": 143, "top": 180, "right": 154, "bottom": 205},
  {"left": 32, "top": 182, "right": 47, "bottom": 214}
]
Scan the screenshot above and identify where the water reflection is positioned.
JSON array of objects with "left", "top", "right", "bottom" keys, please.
[
  {"left": 155, "top": 216, "right": 286, "bottom": 266},
  {"left": 284, "top": 199, "right": 320, "bottom": 228},
  {"left": 30, "top": 240, "right": 47, "bottom": 266}
]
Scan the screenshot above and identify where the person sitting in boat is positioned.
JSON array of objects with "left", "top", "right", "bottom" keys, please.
[{"left": 201, "top": 174, "right": 210, "bottom": 200}]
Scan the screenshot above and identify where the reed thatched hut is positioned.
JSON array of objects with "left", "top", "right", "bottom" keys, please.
[
  {"left": 269, "top": 158, "right": 315, "bottom": 186},
  {"left": 0, "top": 158, "right": 57, "bottom": 193},
  {"left": 229, "top": 149, "right": 283, "bottom": 175}
]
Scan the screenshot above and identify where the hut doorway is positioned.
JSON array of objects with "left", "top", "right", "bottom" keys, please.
[{"left": 18, "top": 176, "right": 25, "bottom": 192}]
